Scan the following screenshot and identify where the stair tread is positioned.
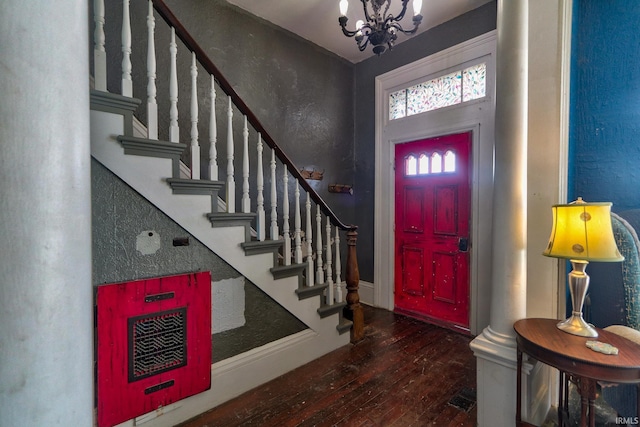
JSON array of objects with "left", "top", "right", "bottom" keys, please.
[
  {"left": 317, "top": 301, "right": 347, "bottom": 318},
  {"left": 167, "top": 177, "right": 225, "bottom": 187},
  {"left": 295, "top": 283, "right": 329, "bottom": 300},
  {"left": 117, "top": 135, "right": 186, "bottom": 158},
  {"left": 207, "top": 212, "right": 256, "bottom": 219}
]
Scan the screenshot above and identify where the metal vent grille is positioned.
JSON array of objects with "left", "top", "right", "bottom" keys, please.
[{"left": 128, "top": 308, "right": 187, "bottom": 382}]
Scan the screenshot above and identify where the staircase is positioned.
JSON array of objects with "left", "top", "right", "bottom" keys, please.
[{"left": 90, "top": 0, "right": 363, "bottom": 425}]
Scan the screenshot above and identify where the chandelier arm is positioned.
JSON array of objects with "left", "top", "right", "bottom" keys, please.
[
  {"left": 383, "top": 0, "right": 392, "bottom": 19},
  {"left": 389, "top": 17, "right": 420, "bottom": 35},
  {"left": 356, "top": 35, "right": 370, "bottom": 52},
  {"left": 340, "top": 25, "right": 361, "bottom": 38},
  {"left": 392, "top": 0, "right": 411, "bottom": 23},
  {"left": 359, "top": 0, "right": 374, "bottom": 24}
]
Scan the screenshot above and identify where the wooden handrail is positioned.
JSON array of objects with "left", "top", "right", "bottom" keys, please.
[{"left": 151, "top": 0, "right": 356, "bottom": 232}]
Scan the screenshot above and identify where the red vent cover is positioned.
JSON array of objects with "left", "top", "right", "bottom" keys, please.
[{"left": 96, "top": 272, "right": 211, "bottom": 427}]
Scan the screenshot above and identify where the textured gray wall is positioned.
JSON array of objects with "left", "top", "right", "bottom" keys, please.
[
  {"left": 91, "top": 159, "right": 306, "bottom": 361},
  {"left": 96, "top": 0, "right": 496, "bottom": 284},
  {"left": 98, "top": 0, "right": 357, "bottom": 227},
  {"left": 352, "top": 2, "right": 498, "bottom": 281}
]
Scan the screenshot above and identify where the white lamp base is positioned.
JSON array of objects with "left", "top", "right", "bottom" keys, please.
[{"left": 557, "top": 313, "right": 598, "bottom": 338}]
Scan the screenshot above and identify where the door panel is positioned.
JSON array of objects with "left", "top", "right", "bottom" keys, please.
[
  {"left": 394, "top": 132, "right": 471, "bottom": 329},
  {"left": 401, "top": 245, "right": 425, "bottom": 296},
  {"left": 403, "top": 186, "right": 425, "bottom": 233}
]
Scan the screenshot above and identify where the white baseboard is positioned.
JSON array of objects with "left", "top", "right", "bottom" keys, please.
[
  {"left": 358, "top": 280, "right": 374, "bottom": 306},
  {"left": 116, "top": 330, "right": 321, "bottom": 427}
]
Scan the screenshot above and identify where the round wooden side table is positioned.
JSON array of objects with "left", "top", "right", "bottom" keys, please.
[{"left": 514, "top": 318, "right": 640, "bottom": 427}]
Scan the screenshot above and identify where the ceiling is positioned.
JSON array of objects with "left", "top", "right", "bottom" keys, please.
[{"left": 226, "top": 0, "right": 494, "bottom": 63}]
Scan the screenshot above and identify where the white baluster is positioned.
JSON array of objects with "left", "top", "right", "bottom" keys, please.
[
  {"left": 226, "top": 96, "right": 235, "bottom": 212},
  {"left": 270, "top": 149, "right": 279, "bottom": 240},
  {"left": 190, "top": 52, "right": 200, "bottom": 179},
  {"left": 169, "top": 28, "right": 179, "bottom": 142},
  {"left": 242, "top": 116, "right": 250, "bottom": 213},
  {"left": 334, "top": 226, "right": 343, "bottom": 303},
  {"left": 93, "top": 0, "right": 107, "bottom": 91},
  {"left": 256, "top": 134, "right": 266, "bottom": 241},
  {"left": 283, "top": 169, "right": 291, "bottom": 266},
  {"left": 294, "top": 182, "right": 302, "bottom": 264},
  {"left": 208, "top": 75, "right": 218, "bottom": 180},
  {"left": 316, "top": 205, "right": 324, "bottom": 284},
  {"left": 146, "top": 0, "right": 157, "bottom": 139},
  {"left": 121, "top": 0, "right": 132, "bottom": 97},
  {"left": 305, "top": 192, "right": 314, "bottom": 287},
  {"left": 325, "top": 216, "right": 334, "bottom": 304}
]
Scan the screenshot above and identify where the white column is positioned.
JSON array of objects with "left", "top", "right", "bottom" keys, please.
[
  {"left": 0, "top": 1, "right": 93, "bottom": 425},
  {"left": 305, "top": 193, "right": 314, "bottom": 286},
  {"left": 294, "top": 182, "right": 302, "bottom": 264},
  {"left": 270, "top": 149, "right": 279, "bottom": 240},
  {"left": 316, "top": 205, "right": 324, "bottom": 284},
  {"left": 325, "top": 216, "right": 334, "bottom": 305},
  {"left": 146, "top": 0, "right": 158, "bottom": 139},
  {"left": 256, "top": 133, "right": 266, "bottom": 241},
  {"left": 169, "top": 27, "right": 179, "bottom": 143},
  {"left": 208, "top": 75, "right": 218, "bottom": 180},
  {"left": 93, "top": 0, "right": 106, "bottom": 91},
  {"left": 283, "top": 169, "right": 291, "bottom": 265},
  {"left": 334, "top": 226, "right": 343, "bottom": 303},
  {"left": 121, "top": 0, "right": 132, "bottom": 96},
  {"left": 226, "top": 96, "right": 235, "bottom": 212},
  {"left": 190, "top": 52, "right": 200, "bottom": 179},
  {"left": 470, "top": 1, "right": 528, "bottom": 426},
  {"left": 241, "top": 115, "right": 250, "bottom": 213}
]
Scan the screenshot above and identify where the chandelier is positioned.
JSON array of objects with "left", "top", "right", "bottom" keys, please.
[{"left": 338, "top": 0, "right": 423, "bottom": 56}]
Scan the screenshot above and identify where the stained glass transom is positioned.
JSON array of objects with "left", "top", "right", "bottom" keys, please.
[
  {"left": 463, "top": 63, "right": 487, "bottom": 102},
  {"left": 389, "top": 89, "right": 407, "bottom": 120},
  {"left": 405, "top": 151, "right": 457, "bottom": 176},
  {"left": 389, "top": 62, "right": 487, "bottom": 120}
]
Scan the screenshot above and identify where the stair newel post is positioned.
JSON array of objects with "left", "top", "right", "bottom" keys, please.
[
  {"left": 316, "top": 205, "right": 324, "bottom": 285},
  {"left": 146, "top": 0, "right": 158, "bottom": 139},
  {"left": 305, "top": 193, "right": 314, "bottom": 287},
  {"left": 325, "top": 216, "right": 334, "bottom": 305},
  {"left": 93, "top": 0, "right": 107, "bottom": 91},
  {"left": 225, "top": 96, "right": 235, "bottom": 213},
  {"left": 241, "top": 115, "right": 250, "bottom": 213},
  {"left": 294, "top": 182, "right": 302, "bottom": 264},
  {"left": 208, "top": 75, "right": 218, "bottom": 180},
  {"left": 256, "top": 133, "right": 265, "bottom": 241},
  {"left": 334, "top": 226, "right": 343, "bottom": 303},
  {"left": 190, "top": 52, "right": 200, "bottom": 179},
  {"left": 282, "top": 169, "right": 291, "bottom": 266},
  {"left": 345, "top": 228, "right": 364, "bottom": 342},
  {"left": 270, "top": 148, "right": 279, "bottom": 240},
  {"left": 169, "top": 27, "right": 179, "bottom": 143},
  {"left": 121, "top": 0, "right": 132, "bottom": 97}
]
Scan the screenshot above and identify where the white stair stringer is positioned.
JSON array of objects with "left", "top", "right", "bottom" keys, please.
[{"left": 92, "top": 108, "right": 350, "bottom": 427}]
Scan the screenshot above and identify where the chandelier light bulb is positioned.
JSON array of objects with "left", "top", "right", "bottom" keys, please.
[
  {"left": 339, "top": 0, "right": 349, "bottom": 17},
  {"left": 413, "top": 0, "right": 423, "bottom": 16},
  {"left": 356, "top": 19, "right": 364, "bottom": 30}
]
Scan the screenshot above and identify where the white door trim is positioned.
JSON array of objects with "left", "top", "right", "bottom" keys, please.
[{"left": 374, "top": 31, "right": 497, "bottom": 335}]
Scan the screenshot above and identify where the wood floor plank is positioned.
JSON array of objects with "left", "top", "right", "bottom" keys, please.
[{"left": 177, "top": 306, "right": 476, "bottom": 427}]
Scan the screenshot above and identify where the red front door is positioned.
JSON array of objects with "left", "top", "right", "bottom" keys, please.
[{"left": 394, "top": 132, "right": 471, "bottom": 330}]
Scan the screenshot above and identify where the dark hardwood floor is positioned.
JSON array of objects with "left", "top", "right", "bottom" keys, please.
[{"left": 177, "top": 305, "right": 477, "bottom": 427}]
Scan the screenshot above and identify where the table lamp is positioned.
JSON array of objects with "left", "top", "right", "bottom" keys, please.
[{"left": 543, "top": 197, "right": 624, "bottom": 337}]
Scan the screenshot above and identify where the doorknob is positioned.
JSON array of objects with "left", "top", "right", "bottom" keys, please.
[{"left": 458, "top": 237, "right": 469, "bottom": 252}]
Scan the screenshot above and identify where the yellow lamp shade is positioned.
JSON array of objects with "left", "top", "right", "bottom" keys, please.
[{"left": 543, "top": 198, "right": 624, "bottom": 262}]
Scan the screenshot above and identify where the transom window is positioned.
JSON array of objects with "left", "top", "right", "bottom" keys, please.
[
  {"left": 389, "top": 62, "right": 487, "bottom": 120},
  {"left": 405, "top": 150, "right": 456, "bottom": 176}
]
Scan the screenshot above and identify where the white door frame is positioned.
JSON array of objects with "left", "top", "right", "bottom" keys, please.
[{"left": 374, "top": 31, "right": 497, "bottom": 335}]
